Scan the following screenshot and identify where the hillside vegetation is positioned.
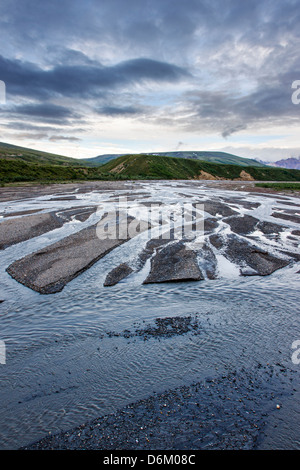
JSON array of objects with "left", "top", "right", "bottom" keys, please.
[
  {"left": 82, "top": 150, "right": 265, "bottom": 167},
  {"left": 1, "top": 153, "right": 300, "bottom": 185},
  {"left": 98, "top": 154, "right": 300, "bottom": 181},
  {"left": 0, "top": 142, "right": 80, "bottom": 166}
]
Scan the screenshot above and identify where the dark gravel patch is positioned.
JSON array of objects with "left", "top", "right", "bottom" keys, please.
[
  {"left": 197, "top": 243, "right": 218, "bottom": 279},
  {"left": 58, "top": 206, "right": 97, "bottom": 222},
  {"left": 0, "top": 207, "right": 97, "bottom": 250},
  {"left": 224, "top": 235, "right": 290, "bottom": 276},
  {"left": 48, "top": 196, "right": 78, "bottom": 201},
  {"left": 256, "top": 221, "right": 285, "bottom": 235},
  {"left": 106, "top": 315, "right": 201, "bottom": 340},
  {"left": 0, "top": 212, "right": 65, "bottom": 250},
  {"left": 23, "top": 363, "right": 296, "bottom": 450},
  {"left": 104, "top": 263, "right": 134, "bottom": 287},
  {"left": 6, "top": 215, "right": 142, "bottom": 294},
  {"left": 223, "top": 215, "right": 286, "bottom": 237},
  {"left": 271, "top": 212, "right": 300, "bottom": 224},
  {"left": 209, "top": 234, "right": 224, "bottom": 250},
  {"left": 223, "top": 215, "right": 259, "bottom": 235},
  {"left": 1, "top": 209, "right": 44, "bottom": 218},
  {"left": 221, "top": 198, "right": 261, "bottom": 210},
  {"left": 143, "top": 242, "right": 204, "bottom": 284},
  {"left": 202, "top": 200, "right": 238, "bottom": 217},
  {"left": 204, "top": 218, "right": 219, "bottom": 234},
  {"left": 138, "top": 238, "right": 171, "bottom": 266},
  {"left": 209, "top": 234, "right": 291, "bottom": 276}
]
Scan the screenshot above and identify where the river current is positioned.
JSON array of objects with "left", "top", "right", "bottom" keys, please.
[{"left": 0, "top": 181, "right": 299, "bottom": 449}]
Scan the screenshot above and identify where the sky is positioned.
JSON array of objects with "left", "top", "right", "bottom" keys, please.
[{"left": 0, "top": 0, "right": 300, "bottom": 162}]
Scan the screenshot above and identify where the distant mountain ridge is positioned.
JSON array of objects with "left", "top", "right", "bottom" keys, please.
[
  {"left": 82, "top": 151, "right": 266, "bottom": 167},
  {"left": 256, "top": 156, "right": 300, "bottom": 170},
  {"left": 273, "top": 157, "right": 300, "bottom": 170}
]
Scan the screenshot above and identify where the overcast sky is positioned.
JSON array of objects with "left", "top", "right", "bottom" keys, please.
[{"left": 0, "top": 0, "right": 300, "bottom": 161}]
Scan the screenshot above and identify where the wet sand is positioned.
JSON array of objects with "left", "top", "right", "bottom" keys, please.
[{"left": 24, "top": 360, "right": 297, "bottom": 450}]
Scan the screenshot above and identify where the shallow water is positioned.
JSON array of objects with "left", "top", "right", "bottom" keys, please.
[{"left": 0, "top": 181, "right": 299, "bottom": 449}]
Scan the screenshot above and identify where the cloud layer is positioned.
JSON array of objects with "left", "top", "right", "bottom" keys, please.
[{"left": 0, "top": 0, "right": 299, "bottom": 158}]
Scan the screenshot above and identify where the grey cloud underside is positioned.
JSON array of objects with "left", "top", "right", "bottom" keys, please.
[
  {"left": 13, "top": 103, "right": 76, "bottom": 118},
  {"left": 0, "top": 55, "right": 189, "bottom": 100},
  {"left": 1, "top": 0, "right": 300, "bottom": 137},
  {"left": 1, "top": 0, "right": 300, "bottom": 56},
  {"left": 2, "top": 105, "right": 82, "bottom": 128}
]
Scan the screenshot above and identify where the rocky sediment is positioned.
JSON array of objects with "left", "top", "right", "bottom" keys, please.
[
  {"left": 104, "top": 263, "right": 134, "bottom": 286},
  {"left": 202, "top": 200, "right": 237, "bottom": 217},
  {"left": 0, "top": 206, "right": 97, "bottom": 250},
  {"left": 106, "top": 315, "right": 201, "bottom": 340},
  {"left": 24, "top": 362, "right": 296, "bottom": 450},
  {"left": 2, "top": 187, "right": 299, "bottom": 292},
  {"left": 0, "top": 212, "right": 64, "bottom": 250},
  {"left": 143, "top": 241, "right": 204, "bottom": 284},
  {"left": 6, "top": 214, "right": 144, "bottom": 294},
  {"left": 210, "top": 234, "right": 290, "bottom": 276}
]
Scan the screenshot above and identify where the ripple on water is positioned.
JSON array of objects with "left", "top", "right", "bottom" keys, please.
[{"left": 0, "top": 183, "right": 299, "bottom": 449}]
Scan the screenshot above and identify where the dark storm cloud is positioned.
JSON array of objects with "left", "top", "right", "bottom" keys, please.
[
  {"left": 0, "top": 55, "right": 189, "bottom": 100},
  {"left": 14, "top": 103, "right": 75, "bottom": 119},
  {"left": 0, "top": 102, "right": 82, "bottom": 127},
  {"left": 0, "top": 0, "right": 207, "bottom": 57},
  {"left": 1, "top": 0, "right": 299, "bottom": 56},
  {"left": 222, "top": 125, "right": 248, "bottom": 139},
  {"left": 3, "top": 102, "right": 81, "bottom": 126},
  {"left": 1, "top": 0, "right": 300, "bottom": 136}
]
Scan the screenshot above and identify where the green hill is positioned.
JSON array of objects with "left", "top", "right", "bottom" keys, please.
[
  {"left": 98, "top": 154, "right": 300, "bottom": 181},
  {"left": 82, "top": 150, "right": 265, "bottom": 167},
  {"left": 81, "top": 154, "right": 124, "bottom": 166},
  {"left": 1, "top": 152, "right": 300, "bottom": 185},
  {"left": 0, "top": 142, "right": 81, "bottom": 166}
]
